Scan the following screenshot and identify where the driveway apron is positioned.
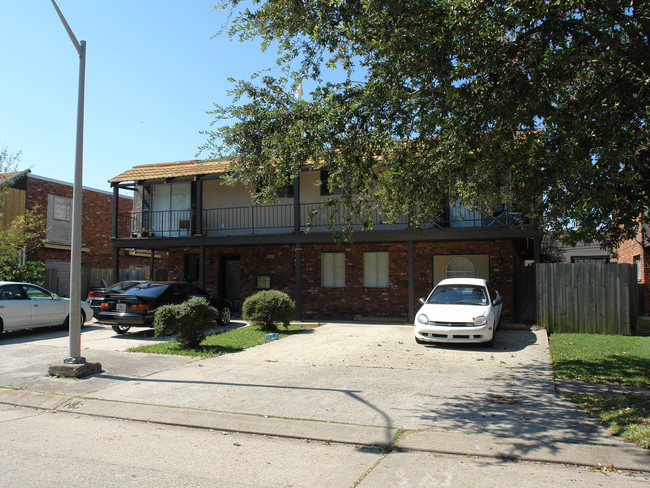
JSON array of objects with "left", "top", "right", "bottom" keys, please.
[{"left": 82, "top": 323, "right": 621, "bottom": 446}]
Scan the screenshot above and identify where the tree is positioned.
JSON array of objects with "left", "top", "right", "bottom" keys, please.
[
  {"left": 202, "top": 1, "right": 649, "bottom": 248},
  {"left": 0, "top": 144, "right": 20, "bottom": 175},
  {"left": 0, "top": 144, "right": 46, "bottom": 284}
]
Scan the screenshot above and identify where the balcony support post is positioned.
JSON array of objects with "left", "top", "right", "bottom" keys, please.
[
  {"left": 408, "top": 240, "right": 415, "bottom": 323},
  {"left": 195, "top": 177, "right": 203, "bottom": 236},
  {"left": 293, "top": 175, "right": 301, "bottom": 232},
  {"left": 295, "top": 242, "right": 302, "bottom": 320},
  {"left": 112, "top": 184, "right": 119, "bottom": 238},
  {"left": 199, "top": 245, "right": 205, "bottom": 289},
  {"left": 113, "top": 247, "right": 119, "bottom": 284}
]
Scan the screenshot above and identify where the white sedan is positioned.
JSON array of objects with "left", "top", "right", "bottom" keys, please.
[
  {"left": 414, "top": 278, "right": 502, "bottom": 346},
  {"left": 0, "top": 281, "right": 93, "bottom": 333}
]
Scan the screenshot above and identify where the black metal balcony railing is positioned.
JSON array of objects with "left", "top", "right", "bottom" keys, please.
[{"left": 116, "top": 203, "right": 521, "bottom": 239}]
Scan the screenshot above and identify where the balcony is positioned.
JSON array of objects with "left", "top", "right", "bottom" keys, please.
[{"left": 115, "top": 202, "right": 523, "bottom": 240}]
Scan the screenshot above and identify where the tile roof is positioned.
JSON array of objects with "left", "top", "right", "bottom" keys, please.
[{"left": 108, "top": 160, "right": 233, "bottom": 184}]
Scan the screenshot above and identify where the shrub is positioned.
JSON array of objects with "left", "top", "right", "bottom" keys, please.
[
  {"left": 153, "top": 297, "right": 218, "bottom": 348},
  {"left": 0, "top": 258, "right": 45, "bottom": 286},
  {"left": 242, "top": 290, "right": 295, "bottom": 331}
]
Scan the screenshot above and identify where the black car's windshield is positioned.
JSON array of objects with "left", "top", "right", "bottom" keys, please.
[{"left": 427, "top": 285, "right": 487, "bottom": 306}]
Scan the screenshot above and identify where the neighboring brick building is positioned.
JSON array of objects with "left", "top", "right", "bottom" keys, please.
[
  {"left": 616, "top": 224, "right": 649, "bottom": 315},
  {"left": 108, "top": 160, "right": 538, "bottom": 322},
  {"left": 0, "top": 171, "right": 153, "bottom": 297}
]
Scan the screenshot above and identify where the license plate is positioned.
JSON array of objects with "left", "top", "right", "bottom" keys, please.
[{"left": 116, "top": 302, "right": 127, "bottom": 312}]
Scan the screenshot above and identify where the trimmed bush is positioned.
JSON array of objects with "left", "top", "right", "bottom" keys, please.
[
  {"left": 153, "top": 297, "right": 218, "bottom": 348},
  {"left": 242, "top": 290, "right": 295, "bottom": 331}
]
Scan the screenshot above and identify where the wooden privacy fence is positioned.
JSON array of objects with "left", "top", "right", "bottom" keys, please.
[
  {"left": 80, "top": 268, "right": 155, "bottom": 298},
  {"left": 532, "top": 263, "right": 636, "bottom": 335}
]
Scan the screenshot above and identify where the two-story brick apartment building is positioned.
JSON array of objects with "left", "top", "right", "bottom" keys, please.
[
  {"left": 108, "top": 160, "right": 538, "bottom": 322},
  {"left": 0, "top": 170, "right": 152, "bottom": 296}
]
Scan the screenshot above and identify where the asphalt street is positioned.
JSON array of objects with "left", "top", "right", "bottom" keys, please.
[{"left": 0, "top": 320, "right": 648, "bottom": 487}]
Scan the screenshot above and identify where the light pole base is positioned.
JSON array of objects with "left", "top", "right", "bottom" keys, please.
[{"left": 48, "top": 360, "right": 102, "bottom": 378}]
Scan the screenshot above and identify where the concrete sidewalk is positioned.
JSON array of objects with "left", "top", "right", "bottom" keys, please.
[{"left": 1, "top": 321, "right": 648, "bottom": 475}]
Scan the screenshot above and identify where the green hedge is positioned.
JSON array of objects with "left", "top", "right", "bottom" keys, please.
[
  {"left": 153, "top": 297, "right": 218, "bottom": 348},
  {"left": 242, "top": 290, "right": 295, "bottom": 331}
]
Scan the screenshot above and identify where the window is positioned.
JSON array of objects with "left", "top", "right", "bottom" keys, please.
[
  {"left": 433, "top": 255, "right": 488, "bottom": 285},
  {"left": 319, "top": 170, "right": 342, "bottom": 196},
  {"left": 23, "top": 285, "right": 52, "bottom": 300},
  {"left": 322, "top": 252, "right": 345, "bottom": 287},
  {"left": 446, "top": 257, "right": 475, "bottom": 279},
  {"left": 52, "top": 195, "right": 72, "bottom": 221},
  {"left": 279, "top": 184, "right": 294, "bottom": 199},
  {"left": 255, "top": 275, "right": 272, "bottom": 290},
  {"left": 571, "top": 256, "right": 610, "bottom": 264},
  {"left": 364, "top": 251, "right": 389, "bottom": 288},
  {"left": 151, "top": 182, "right": 191, "bottom": 236},
  {"left": 634, "top": 255, "right": 642, "bottom": 281}
]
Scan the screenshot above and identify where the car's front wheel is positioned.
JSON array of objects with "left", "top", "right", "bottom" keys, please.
[
  {"left": 112, "top": 325, "right": 130, "bottom": 334},
  {"left": 63, "top": 311, "right": 86, "bottom": 330},
  {"left": 218, "top": 306, "right": 232, "bottom": 326}
]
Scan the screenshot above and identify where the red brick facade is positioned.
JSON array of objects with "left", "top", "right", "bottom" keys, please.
[
  {"left": 18, "top": 175, "right": 148, "bottom": 294},
  {"left": 163, "top": 238, "right": 522, "bottom": 322},
  {"left": 616, "top": 226, "right": 648, "bottom": 314}
]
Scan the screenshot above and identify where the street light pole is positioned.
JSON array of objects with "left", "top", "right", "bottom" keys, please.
[{"left": 50, "top": 0, "right": 89, "bottom": 366}]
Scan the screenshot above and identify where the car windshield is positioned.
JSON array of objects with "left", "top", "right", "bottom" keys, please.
[{"left": 427, "top": 285, "right": 487, "bottom": 306}]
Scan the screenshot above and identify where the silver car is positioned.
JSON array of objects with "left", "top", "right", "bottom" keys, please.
[{"left": 0, "top": 281, "right": 93, "bottom": 333}]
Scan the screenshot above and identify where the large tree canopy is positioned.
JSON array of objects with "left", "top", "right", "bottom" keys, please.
[{"left": 203, "top": 0, "right": 649, "bottom": 248}]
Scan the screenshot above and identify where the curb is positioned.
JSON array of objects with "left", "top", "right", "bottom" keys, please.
[
  {"left": 2, "top": 388, "right": 648, "bottom": 473},
  {"left": 397, "top": 430, "right": 650, "bottom": 473}
]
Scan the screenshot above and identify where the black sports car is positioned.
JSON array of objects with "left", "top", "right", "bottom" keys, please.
[
  {"left": 85, "top": 280, "right": 148, "bottom": 313},
  {"left": 95, "top": 282, "right": 233, "bottom": 334}
]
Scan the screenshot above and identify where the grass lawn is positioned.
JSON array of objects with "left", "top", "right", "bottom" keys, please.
[
  {"left": 127, "top": 323, "right": 315, "bottom": 357},
  {"left": 548, "top": 333, "right": 650, "bottom": 449},
  {"left": 548, "top": 333, "right": 650, "bottom": 388},
  {"left": 563, "top": 393, "right": 650, "bottom": 449}
]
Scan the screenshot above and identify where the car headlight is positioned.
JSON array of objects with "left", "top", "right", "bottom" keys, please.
[
  {"left": 417, "top": 314, "right": 429, "bottom": 325},
  {"left": 473, "top": 316, "right": 487, "bottom": 326}
]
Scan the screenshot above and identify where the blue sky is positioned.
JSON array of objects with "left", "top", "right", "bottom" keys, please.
[{"left": 0, "top": 1, "right": 278, "bottom": 193}]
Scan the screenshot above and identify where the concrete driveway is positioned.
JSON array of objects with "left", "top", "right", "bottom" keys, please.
[
  {"left": 0, "top": 320, "right": 623, "bottom": 443},
  {"left": 1, "top": 319, "right": 647, "bottom": 477}
]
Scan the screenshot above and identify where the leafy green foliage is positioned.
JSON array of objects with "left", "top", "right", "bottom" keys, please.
[
  {"left": 0, "top": 144, "right": 20, "bottom": 175},
  {"left": 0, "top": 258, "right": 45, "bottom": 285},
  {"left": 1, "top": 146, "right": 47, "bottom": 277},
  {"left": 242, "top": 290, "right": 295, "bottom": 331},
  {"left": 205, "top": 0, "right": 650, "bottom": 248},
  {"left": 153, "top": 297, "right": 218, "bottom": 348}
]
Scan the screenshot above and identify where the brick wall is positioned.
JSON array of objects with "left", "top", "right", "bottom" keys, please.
[
  {"left": 24, "top": 175, "right": 142, "bottom": 281},
  {"left": 167, "top": 238, "right": 521, "bottom": 322},
  {"left": 616, "top": 229, "right": 648, "bottom": 313}
]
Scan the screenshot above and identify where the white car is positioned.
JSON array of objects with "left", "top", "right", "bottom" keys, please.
[
  {"left": 0, "top": 281, "right": 93, "bottom": 333},
  {"left": 414, "top": 278, "right": 502, "bottom": 346}
]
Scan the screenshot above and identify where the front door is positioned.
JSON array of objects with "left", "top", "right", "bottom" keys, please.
[
  {"left": 185, "top": 254, "right": 199, "bottom": 283},
  {"left": 224, "top": 258, "right": 241, "bottom": 310}
]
